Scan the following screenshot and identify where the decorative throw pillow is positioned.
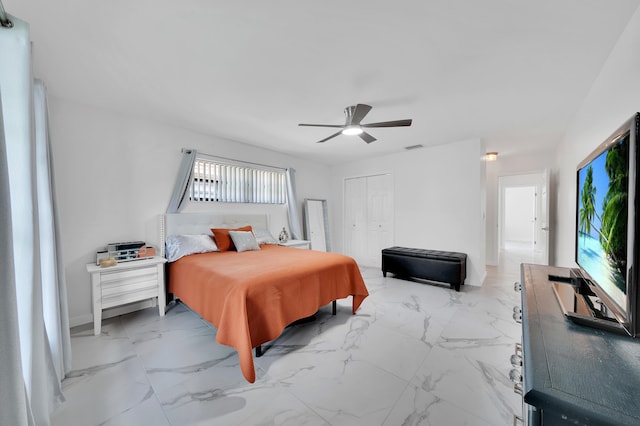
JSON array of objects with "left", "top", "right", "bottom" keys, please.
[
  {"left": 211, "top": 225, "right": 253, "bottom": 252},
  {"left": 252, "top": 227, "right": 278, "bottom": 245},
  {"left": 229, "top": 230, "right": 261, "bottom": 253},
  {"left": 165, "top": 234, "right": 219, "bottom": 262}
]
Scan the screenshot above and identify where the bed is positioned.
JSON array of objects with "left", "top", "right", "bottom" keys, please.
[{"left": 161, "top": 213, "right": 369, "bottom": 383}]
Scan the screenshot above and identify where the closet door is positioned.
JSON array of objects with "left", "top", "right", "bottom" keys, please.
[
  {"left": 344, "top": 174, "right": 393, "bottom": 266},
  {"left": 366, "top": 174, "right": 393, "bottom": 265},
  {"left": 344, "top": 177, "right": 368, "bottom": 262}
]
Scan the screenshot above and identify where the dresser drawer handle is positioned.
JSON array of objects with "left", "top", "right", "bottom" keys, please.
[
  {"left": 510, "top": 353, "right": 523, "bottom": 367},
  {"left": 514, "top": 382, "right": 523, "bottom": 396},
  {"left": 509, "top": 368, "right": 522, "bottom": 383},
  {"left": 513, "top": 311, "right": 522, "bottom": 323}
]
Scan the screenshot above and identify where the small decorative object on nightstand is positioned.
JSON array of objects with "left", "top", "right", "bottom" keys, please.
[
  {"left": 86, "top": 256, "right": 167, "bottom": 335},
  {"left": 279, "top": 239, "right": 311, "bottom": 250},
  {"left": 278, "top": 227, "right": 289, "bottom": 243}
]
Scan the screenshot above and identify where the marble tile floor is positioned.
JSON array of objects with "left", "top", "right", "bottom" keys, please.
[{"left": 52, "top": 252, "right": 533, "bottom": 426}]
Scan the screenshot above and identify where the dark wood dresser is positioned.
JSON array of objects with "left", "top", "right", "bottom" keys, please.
[{"left": 514, "top": 263, "right": 640, "bottom": 425}]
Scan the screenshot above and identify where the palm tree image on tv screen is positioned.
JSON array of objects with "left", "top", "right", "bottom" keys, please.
[{"left": 578, "top": 135, "right": 629, "bottom": 295}]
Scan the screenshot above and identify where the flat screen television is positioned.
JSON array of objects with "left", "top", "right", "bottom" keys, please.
[{"left": 564, "top": 113, "right": 640, "bottom": 337}]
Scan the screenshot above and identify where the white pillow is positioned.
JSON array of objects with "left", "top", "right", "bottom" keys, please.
[
  {"left": 165, "top": 234, "right": 219, "bottom": 262},
  {"left": 252, "top": 227, "right": 278, "bottom": 245},
  {"left": 229, "top": 230, "right": 261, "bottom": 253}
]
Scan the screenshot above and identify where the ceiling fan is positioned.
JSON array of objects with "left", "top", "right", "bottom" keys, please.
[{"left": 299, "top": 104, "right": 412, "bottom": 144}]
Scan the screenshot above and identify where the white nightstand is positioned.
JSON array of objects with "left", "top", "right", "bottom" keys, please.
[
  {"left": 86, "top": 256, "right": 167, "bottom": 335},
  {"left": 279, "top": 239, "right": 311, "bottom": 249}
]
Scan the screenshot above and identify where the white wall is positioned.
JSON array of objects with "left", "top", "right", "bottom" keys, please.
[
  {"left": 485, "top": 149, "right": 556, "bottom": 265},
  {"left": 48, "top": 97, "right": 333, "bottom": 326},
  {"left": 504, "top": 187, "right": 535, "bottom": 243},
  {"left": 555, "top": 6, "right": 640, "bottom": 268},
  {"left": 330, "top": 138, "right": 487, "bottom": 286}
]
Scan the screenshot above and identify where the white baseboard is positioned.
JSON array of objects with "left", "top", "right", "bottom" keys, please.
[
  {"left": 477, "top": 270, "right": 488, "bottom": 286},
  {"left": 69, "top": 314, "right": 93, "bottom": 328},
  {"left": 69, "top": 299, "right": 156, "bottom": 328}
]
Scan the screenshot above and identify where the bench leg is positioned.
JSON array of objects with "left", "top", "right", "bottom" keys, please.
[
  {"left": 255, "top": 345, "right": 262, "bottom": 357},
  {"left": 383, "top": 271, "right": 387, "bottom": 277},
  {"left": 332, "top": 300, "right": 337, "bottom": 315}
]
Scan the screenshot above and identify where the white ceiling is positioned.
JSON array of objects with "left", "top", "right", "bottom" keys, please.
[{"left": 5, "top": 0, "right": 640, "bottom": 164}]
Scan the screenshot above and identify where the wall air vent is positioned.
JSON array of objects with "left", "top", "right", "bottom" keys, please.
[{"left": 404, "top": 144, "right": 424, "bottom": 150}]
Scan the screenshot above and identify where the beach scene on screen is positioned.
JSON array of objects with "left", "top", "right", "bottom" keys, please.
[{"left": 576, "top": 137, "right": 629, "bottom": 309}]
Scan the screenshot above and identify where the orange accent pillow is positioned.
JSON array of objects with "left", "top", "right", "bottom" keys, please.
[{"left": 211, "top": 226, "right": 253, "bottom": 252}]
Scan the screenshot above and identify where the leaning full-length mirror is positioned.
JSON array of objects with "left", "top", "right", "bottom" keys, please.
[{"left": 304, "top": 199, "right": 330, "bottom": 251}]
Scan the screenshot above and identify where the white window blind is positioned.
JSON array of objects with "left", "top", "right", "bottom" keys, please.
[{"left": 190, "top": 158, "right": 287, "bottom": 204}]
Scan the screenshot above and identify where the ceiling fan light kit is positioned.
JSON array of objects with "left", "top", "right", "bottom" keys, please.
[
  {"left": 299, "top": 103, "right": 412, "bottom": 144},
  {"left": 342, "top": 125, "right": 363, "bottom": 136}
]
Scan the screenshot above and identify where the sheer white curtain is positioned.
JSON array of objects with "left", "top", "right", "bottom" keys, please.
[
  {"left": 34, "top": 79, "right": 72, "bottom": 384},
  {"left": 0, "top": 15, "right": 71, "bottom": 426},
  {"left": 0, "top": 85, "right": 33, "bottom": 426},
  {"left": 166, "top": 148, "right": 197, "bottom": 213}
]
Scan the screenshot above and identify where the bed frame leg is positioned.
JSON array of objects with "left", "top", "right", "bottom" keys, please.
[
  {"left": 255, "top": 345, "right": 262, "bottom": 357},
  {"left": 332, "top": 300, "right": 337, "bottom": 315}
]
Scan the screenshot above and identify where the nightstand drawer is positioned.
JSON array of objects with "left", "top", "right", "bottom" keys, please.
[
  {"left": 102, "top": 285, "right": 159, "bottom": 309},
  {"left": 100, "top": 267, "right": 158, "bottom": 308},
  {"left": 100, "top": 266, "right": 157, "bottom": 288}
]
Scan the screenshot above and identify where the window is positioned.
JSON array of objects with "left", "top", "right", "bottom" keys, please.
[{"left": 190, "top": 158, "right": 287, "bottom": 204}]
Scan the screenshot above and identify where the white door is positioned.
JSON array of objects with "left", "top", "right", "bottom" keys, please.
[
  {"left": 344, "top": 177, "right": 368, "bottom": 261},
  {"left": 534, "top": 169, "right": 551, "bottom": 264},
  {"left": 366, "top": 174, "right": 393, "bottom": 265},
  {"left": 344, "top": 174, "right": 393, "bottom": 266}
]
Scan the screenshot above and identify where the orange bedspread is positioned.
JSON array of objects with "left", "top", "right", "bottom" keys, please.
[{"left": 168, "top": 244, "right": 369, "bottom": 382}]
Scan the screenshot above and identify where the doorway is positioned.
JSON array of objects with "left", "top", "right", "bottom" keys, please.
[{"left": 498, "top": 171, "right": 550, "bottom": 267}]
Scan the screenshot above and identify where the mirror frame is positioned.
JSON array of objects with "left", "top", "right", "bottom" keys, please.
[{"left": 304, "top": 198, "right": 331, "bottom": 251}]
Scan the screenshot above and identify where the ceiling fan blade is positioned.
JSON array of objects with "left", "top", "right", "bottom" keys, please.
[
  {"left": 316, "top": 131, "right": 343, "bottom": 143},
  {"left": 361, "top": 119, "right": 412, "bottom": 128},
  {"left": 359, "top": 132, "right": 377, "bottom": 144},
  {"left": 299, "top": 123, "right": 345, "bottom": 128},
  {"left": 348, "top": 104, "right": 373, "bottom": 125}
]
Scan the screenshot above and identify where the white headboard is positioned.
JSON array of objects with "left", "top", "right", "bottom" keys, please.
[{"left": 160, "top": 213, "right": 269, "bottom": 257}]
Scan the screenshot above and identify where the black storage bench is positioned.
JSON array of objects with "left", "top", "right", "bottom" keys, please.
[{"left": 381, "top": 247, "right": 467, "bottom": 291}]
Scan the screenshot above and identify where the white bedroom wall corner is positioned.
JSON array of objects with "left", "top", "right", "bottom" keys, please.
[
  {"left": 554, "top": 142, "right": 578, "bottom": 268},
  {"left": 457, "top": 137, "right": 486, "bottom": 286},
  {"left": 477, "top": 138, "right": 488, "bottom": 285},
  {"left": 485, "top": 158, "right": 500, "bottom": 266}
]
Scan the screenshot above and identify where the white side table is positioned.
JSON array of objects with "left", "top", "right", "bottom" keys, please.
[
  {"left": 279, "top": 239, "right": 311, "bottom": 249},
  {"left": 86, "top": 256, "right": 167, "bottom": 335}
]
